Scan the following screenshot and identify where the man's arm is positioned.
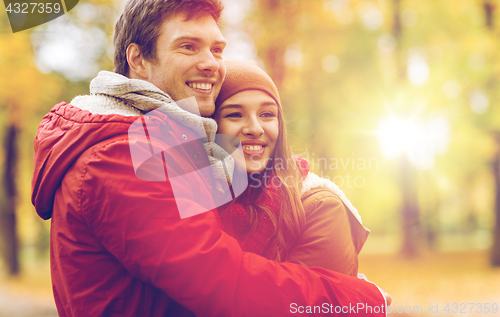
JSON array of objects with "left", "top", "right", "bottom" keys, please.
[{"left": 80, "top": 138, "right": 386, "bottom": 316}]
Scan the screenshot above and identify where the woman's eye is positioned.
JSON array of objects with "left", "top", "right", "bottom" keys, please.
[
  {"left": 225, "top": 112, "right": 242, "bottom": 118},
  {"left": 261, "top": 112, "right": 276, "bottom": 118}
]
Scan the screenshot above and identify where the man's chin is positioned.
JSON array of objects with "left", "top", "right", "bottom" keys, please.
[
  {"left": 173, "top": 94, "right": 215, "bottom": 117},
  {"left": 199, "top": 104, "right": 216, "bottom": 117},
  {"left": 195, "top": 98, "right": 216, "bottom": 117}
]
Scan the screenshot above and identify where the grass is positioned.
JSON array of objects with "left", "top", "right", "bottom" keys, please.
[
  {"left": 1, "top": 250, "right": 499, "bottom": 316},
  {"left": 0, "top": 257, "right": 56, "bottom": 317},
  {"left": 359, "top": 251, "right": 500, "bottom": 316}
]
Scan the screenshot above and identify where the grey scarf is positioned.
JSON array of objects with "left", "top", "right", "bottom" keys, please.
[{"left": 90, "top": 71, "right": 234, "bottom": 193}]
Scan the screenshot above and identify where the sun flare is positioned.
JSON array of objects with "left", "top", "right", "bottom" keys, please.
[
  {"left": 376, "top": 115, "right": 450, "bottom": 169},
  {"left": 377, "top": 116, "right": 419, "bottom": 159}
]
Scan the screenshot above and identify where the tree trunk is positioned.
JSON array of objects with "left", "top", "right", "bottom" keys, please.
[
  {"left": 399, "top": 153, "right": 420, "bottom": 257},
  {"left": 265, "top": 46, "right": 286, "bottom": 90},
  {"left": 257, "top": 0, "right": 289, "bottom": 91},
  {"left": 490, "top": 132, "right": 500, "bottom": 267},
  {"left": 0, "top": 124, "right": 20, "bottom": 276},
  {"left": 392, "top": 0, "right": 421, "bottom": 257},
  {"left": 392, "top": 0, "right": 406, "bottom": 81},
  {"left": 483, "top": 1, "right": 495, "bottom": 30},
  {"left": 483, "top": 1, "right": 500, "bottom": 267}
]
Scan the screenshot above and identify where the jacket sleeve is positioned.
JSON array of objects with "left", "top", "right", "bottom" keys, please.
[
  {"left": 286, "top": 189, "right": 369, "bottom": 276},
  {"left": 79, "top": 138, "right": 386, "bottom": 317}
]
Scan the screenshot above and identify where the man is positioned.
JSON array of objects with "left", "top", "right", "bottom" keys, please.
[{"left": 31, "top": 0, "right": 387, "bottom": 316}]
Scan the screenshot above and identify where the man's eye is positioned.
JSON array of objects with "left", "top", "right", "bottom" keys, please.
[
  {"left": 212, "top": 47, "right": 223, "bottom": 54},
  {"left": 225, "top": 112, "right": 242, "bottom": 118},
  {"left": 182, "top": 44, "right": 194, "bottom": 51}
]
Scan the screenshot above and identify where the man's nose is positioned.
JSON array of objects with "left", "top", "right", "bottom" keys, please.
[
  {"left": 242, "top": 117, "right": 264, "bottom": 137},
  {"left": 197, "top": 49, "right": 220, "bottom": 73}
]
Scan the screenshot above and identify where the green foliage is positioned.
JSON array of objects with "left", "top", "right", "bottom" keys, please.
[{"left": 246, "top": 0, "right": 499, "bottom": 245}]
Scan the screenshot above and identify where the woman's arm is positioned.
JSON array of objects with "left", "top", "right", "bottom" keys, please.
[{"left": 286, "top": 188, "right": 369, "bottom": 276}]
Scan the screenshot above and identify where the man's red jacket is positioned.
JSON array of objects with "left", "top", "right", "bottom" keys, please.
[{"left": 31, "top": 102, "right": 386, "bottom": 316}]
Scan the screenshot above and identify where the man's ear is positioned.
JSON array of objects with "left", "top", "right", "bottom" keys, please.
[{"left": 127, "top": 43, "right": 149, "bottom": 80}]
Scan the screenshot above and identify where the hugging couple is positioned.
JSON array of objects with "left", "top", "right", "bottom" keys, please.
[{"left": 31, "top": 0, "right": 390, "bottom": 316}]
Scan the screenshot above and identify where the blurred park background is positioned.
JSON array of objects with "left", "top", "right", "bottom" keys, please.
[{"left": 1, "top": 0, "right": 500, "bottom": 316}]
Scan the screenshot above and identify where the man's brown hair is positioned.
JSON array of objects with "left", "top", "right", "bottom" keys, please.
[{"left": 113, "top": 0, "right": 224, "bottom": 77}]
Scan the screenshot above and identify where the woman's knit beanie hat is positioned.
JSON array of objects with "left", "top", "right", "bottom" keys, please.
[{"left": 216, "top": 59, "right": 281, "bottom": 108}]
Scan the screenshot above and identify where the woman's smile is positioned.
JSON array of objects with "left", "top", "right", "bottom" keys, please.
[{"left": 241, "top": 141, "right": 267, "bottom": 156}]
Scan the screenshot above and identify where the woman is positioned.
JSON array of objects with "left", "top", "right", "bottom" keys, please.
[{"left": 213, "top": 59, "right": 369, "bottom": 276}]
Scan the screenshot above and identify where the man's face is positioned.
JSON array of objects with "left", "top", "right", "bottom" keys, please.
[{"left": 144, "top": 14, "right": 226, "bottom": 117}]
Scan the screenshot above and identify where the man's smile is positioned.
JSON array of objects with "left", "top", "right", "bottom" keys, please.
[{"left": 187, "top": 81, "right": 214, "bottom": 94}]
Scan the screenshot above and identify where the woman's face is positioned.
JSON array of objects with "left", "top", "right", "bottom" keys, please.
[{"left": 214, "top": 90, "right": 279, "bottom": 173}]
